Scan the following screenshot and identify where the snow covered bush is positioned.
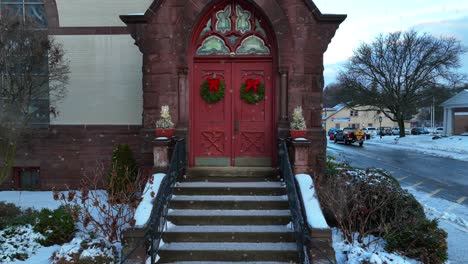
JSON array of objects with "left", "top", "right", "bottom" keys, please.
[
  {"left": 318, "top": 159, "right": 447, "bottom": 263},
  {"left": 290, "top": 106, "right": 306, "bottom": 130},
  {"left": 0, "top": 225, "right": 45, "bottom": 262},
  {"left": 51, "top": 234, "right": 119, "bottom": 264},
  {"left": 34, "top": 206, "right": 76, "bottom": 246}
]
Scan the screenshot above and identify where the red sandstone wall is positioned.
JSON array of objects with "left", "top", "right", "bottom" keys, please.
[{"left": 0, "top": 126, "right": 153, "bottom": 190}]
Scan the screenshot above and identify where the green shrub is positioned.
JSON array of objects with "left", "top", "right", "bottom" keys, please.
[
  {"left": 0, "top": 202, "right": 39, "bottom": 229},
  {"left": 108, "top": 144, "right": 138, "bottom": 195},
  {"left": 317, "top": 163, "right": 447, "bottom": 263},
  {"left": 385, "top": 219, "right": 448, "bottom": 264},
  {"left": 34, "top": 206, "right": 75, "bottom": 246}
]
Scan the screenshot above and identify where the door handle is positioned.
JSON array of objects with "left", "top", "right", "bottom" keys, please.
[{"left": 234, "top": 120, "right": 239, "bottom": 134}]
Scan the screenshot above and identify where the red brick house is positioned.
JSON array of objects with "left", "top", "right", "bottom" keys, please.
[{"left": 1, "top": 0, "right": 345, "bottom": 190}]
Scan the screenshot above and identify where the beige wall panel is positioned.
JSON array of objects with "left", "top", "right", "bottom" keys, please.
[
  {"left": 56, "top": 0, "right": 152, "bottom": 27},
  {"left": 51, "top": 35, "right": 143, "bottom": 125},
  {"left": 324, "top": 106, "right": 403, "bottom": 131}
]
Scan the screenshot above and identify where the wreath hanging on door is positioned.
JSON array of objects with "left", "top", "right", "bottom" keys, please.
[
  {"left": 240, "top": 78, "right": 265, "bottom": 104},
  {"left": 200, "top": 77, "right": 225, "bottom": 104}
]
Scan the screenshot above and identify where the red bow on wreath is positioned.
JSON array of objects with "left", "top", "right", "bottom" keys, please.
[
  {"left": 207, "top": 78, "right": 220, "bottom": 92},
  {"left": 245, "top": 79, "right": 260, "bottom": 93}
]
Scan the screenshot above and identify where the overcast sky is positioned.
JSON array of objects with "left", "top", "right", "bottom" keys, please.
[{"left": 313, "top": 0, "right": 468, "bottom": 86}]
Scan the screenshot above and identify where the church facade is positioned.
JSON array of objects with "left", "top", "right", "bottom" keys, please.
[{"left": 1, "top": 0, "right": 345, "bottom": 190}]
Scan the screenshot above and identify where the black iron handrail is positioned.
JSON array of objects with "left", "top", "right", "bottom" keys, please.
[
  {"left": 278, "top": 138, "right": 311, "bottom": 264},
  {"left": 121, "top": 138, "right": 185, "bottom": 263},
  {"left": 146, "top": 137, "right": 185, "bottom": 263}
]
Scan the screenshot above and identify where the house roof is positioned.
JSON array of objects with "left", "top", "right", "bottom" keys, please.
[
  {"left": 441, "top": 90, "right": 468, "bottom": 108},
  {"left": 322, "top": 103, "right": 347, "bottom": 120}
]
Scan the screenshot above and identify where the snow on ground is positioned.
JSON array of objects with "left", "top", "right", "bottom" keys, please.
[
  {"left": 332, "top": 229, "right": 420, "bottom": 264},
  {"left": 0, "top": 191, "right": 121, "bottom": 263},
  {"left": 405, "top": 187, "right": 468, "bottom": 263},
  {"left": 365, "top": 135, "right": 468, "bottom": 161},
  {"left": 0, "top": 191, "right": 61, "bottom": 210},
  {"left": 134, "top": 173, "right": 166, "bottom": 228}
]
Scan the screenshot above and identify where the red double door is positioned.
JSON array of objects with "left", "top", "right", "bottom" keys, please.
[{"left": 191, "top": 61, "right": 274, "bottom": 167}]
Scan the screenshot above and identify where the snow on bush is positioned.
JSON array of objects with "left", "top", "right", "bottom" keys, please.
[
  {"left": 332, "top": 228, "right": 420, "bottom": 264},
  {"left": 51, "top": 233, "right": 120, "bottom": 263},
  {"left": 0, "top": 225, "right": 45, "bottom": 262}
]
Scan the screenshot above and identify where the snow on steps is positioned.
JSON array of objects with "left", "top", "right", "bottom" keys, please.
[
  {"left": 174, "top": 182, "right": 286, "bottom": 195},
  {"left": 158, "top": 242, "right": 298, "bottom": 263},
  {"left": 163, "top": 262, "right": 292, "bottom": 264},
  {"left": 170, "top": 195, "right": 289, "bottom": 210},
  {"left": 167, "top": 209, "right": 291, "bottom": 225},
  {"left": 163, "top": 225, "right": 295, "bottom": 242}
]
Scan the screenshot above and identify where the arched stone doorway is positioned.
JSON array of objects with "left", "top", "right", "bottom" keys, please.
[
  {"left": 120, "top": 0, "right": 346, "bottom": 176},
  {"left": 189, "top": 0, "right": 277, "bottom": 167}
]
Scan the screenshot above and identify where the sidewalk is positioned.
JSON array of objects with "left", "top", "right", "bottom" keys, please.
[{"left": 365, "top": 134, "right": 468, "bottom": 161}]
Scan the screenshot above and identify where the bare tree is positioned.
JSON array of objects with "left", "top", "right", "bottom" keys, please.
[
  {"left": 338, "top": 30, "right": 466, "bottom": 137},
  {"left": 0, "top": 17, "right": 69, "bottom": 184}
]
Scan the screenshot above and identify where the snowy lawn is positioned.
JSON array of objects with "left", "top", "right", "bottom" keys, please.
[
  {"left": 365, "top": 135, "right": 468, "bottom": 161},
  {"left": 0, "top": 174, "right": 164, "bottom": 263},
  {"left": 0, "top": 191, "right": 126, "bottom": 263}
]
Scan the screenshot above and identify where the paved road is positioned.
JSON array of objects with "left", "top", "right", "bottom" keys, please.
[{"left": 326, "top": 140, "right": 468, "bottom": 206}]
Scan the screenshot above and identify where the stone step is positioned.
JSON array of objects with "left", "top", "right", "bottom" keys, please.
[
  {"left": 163, "top": 225, "right": 295, "bottom": 243},
  {"left": 180, "top": 174, "right": 280, "bottom": 182},
  {"left": 170, "top": 195, "right": 289, "bottom": 210},
  {"left": 167, "top": 209, "right": 291, "bottom": 225},
  {"left": 174, "top": 182, "right": 286, "bottom": 196},
  {"left": 163, "top": 261, "right": 291, "bottom": 264},
  {"left": 158, "top": 242, "right": 298, "bottom": 263},
  {"left": 187, "top": 167, "right": 276, "bottom": 178}
]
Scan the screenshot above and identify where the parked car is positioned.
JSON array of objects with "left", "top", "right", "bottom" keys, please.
[
  {"left": 377, "top": 127, "right": 392, "bottom": 136},
  {"left": 411, "top": 127, "right": 429, "bottom": 135},
  {"left": 433, "top": 127, "right": 444, "bottom": 135},
  {"left": 328, "top": 128, "right": 340, "bottom": 136},
  {"left": 364, "top": 127, "right": 377, "bottom": 138},
  {"left": 334, "top": 127, "right": 365, "bottom": 146},
  {"left": 391, "top": 127, "right": 400, "bottom": 135},
  {"left": 329, "top": 129, "right": 341, "bottom": 140}
]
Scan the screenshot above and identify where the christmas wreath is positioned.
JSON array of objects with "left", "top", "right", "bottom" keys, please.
[
  {"left": 200, "top": 77, "right": 225, "bottom": 104},
  {"left": 240, "top": 78, "right": 265, "bottom": 104}
]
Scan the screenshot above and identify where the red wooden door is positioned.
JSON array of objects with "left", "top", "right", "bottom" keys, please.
[
  {"left": 192, "top": 61, "right": 273, "bottom": 167},
  {"left": 232, "top": 62, "right": 273, "bottom": 166}
]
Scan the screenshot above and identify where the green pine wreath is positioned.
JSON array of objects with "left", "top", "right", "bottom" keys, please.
[
  {"left": 240, "top": 79, "right": 265, "bottom": 104},
  {"left": 200, "top": 78, "right": 225, "bottom": 104}
]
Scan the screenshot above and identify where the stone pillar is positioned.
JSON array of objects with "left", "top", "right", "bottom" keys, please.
[
  {"left": 290, "top": 139, "right": 313, "bottom": 175},
  {"left": 153, "top": 138, "right": 172, "bottom": 172},
  {"left": 121, "top": 228, "right": 147, "bottom": 264},
  {"left": 278, "top": 67, "right": 289, "bottom": 137},
  {"left": 309, "top": 228, "right": 337, "bottom": 264},
  {"left": 177, "top": 67, "right": 189, "bottom": 137}
]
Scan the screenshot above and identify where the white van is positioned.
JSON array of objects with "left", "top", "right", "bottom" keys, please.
[{"left": 364, "top": 127, "right": 377, "bottom": 138}]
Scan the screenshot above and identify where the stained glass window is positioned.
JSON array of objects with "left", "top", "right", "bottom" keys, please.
[
  {"left": 197, "top": 36, "right": 231, "bottom": 55},
  {"left": 215, "top": 5, "right": 231, "bottom": 34},
  {"left": 236, "top": 5, "right": 251, "bottom": 34},
  {"left": 236, "top": 36, "right": 270, "bottom": 55},
  {"left": 196, "top": 2, "right": 271, "bottom": 56}
]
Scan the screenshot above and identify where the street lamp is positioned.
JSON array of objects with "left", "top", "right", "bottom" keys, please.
[{"left": 379, "top": 116, "right": 383, "bottom": 139}]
